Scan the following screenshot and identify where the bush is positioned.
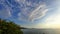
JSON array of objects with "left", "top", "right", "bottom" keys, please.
[{"left": 0, "top": 19, "right": 23, "bottom": 34}]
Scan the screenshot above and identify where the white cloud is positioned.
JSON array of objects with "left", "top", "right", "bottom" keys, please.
[
  {"left": 34, "top": 0, "right": 60, "bottom": 28},
  {"left": 0, "top": 0, "right": 48, "bottom": 22},
  {"left": 0, "top": 0, "right": 48, "bottom": 21},
  {"left": 29, "top": 3, "right": 48, "bottom": 21},
  {"left": 36, "top": 7, "right": 60, "bottom": 28},
  {"left": 0, "top": 10, "right": 11, "bottom": 18},
  {"left": 18, "top": 2, "right": 48, "bottom": 22},
  {"left": 15, "top": 0, "right": 26, "bottom": 5},
  {"left": 0, "top": 4, "right": 11, "bottom": 18}
]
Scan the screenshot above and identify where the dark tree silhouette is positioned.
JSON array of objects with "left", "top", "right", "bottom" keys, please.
[{"left": 0, "top": 18, "right": 23, "bottom": 34}]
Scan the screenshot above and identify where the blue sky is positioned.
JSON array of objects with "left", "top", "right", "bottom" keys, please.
[{"left": 0, "top": 0, "right": 60, "bottom": 28}]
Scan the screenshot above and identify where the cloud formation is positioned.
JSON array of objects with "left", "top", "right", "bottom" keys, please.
[
  {"left": 36, "top": 6, "right": 60, "bottom": 28},
  {"left": 29, "top": 3, "right": 48, "bottom": 21},
  {"left": 18, "top": 0, "right": 48, "bottom": 22},
  {"left": 0, "top": 0, "right": 48, "bottom": 22},
  {"left": 0, "top": 1, "right": 11, "bottom": 18}
]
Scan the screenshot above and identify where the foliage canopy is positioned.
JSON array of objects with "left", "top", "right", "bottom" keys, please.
[{"left": 0, "top": 19, "right": 23, "bottom": 34}]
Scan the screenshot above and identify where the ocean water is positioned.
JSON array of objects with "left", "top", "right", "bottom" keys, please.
[{"left": 22, "top": 29, "right": 60, "bottom": 34}]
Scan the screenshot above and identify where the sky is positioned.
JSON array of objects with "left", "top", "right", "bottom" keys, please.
[{"left": 0, "top": 0, "right": 60, "bottom": 28}]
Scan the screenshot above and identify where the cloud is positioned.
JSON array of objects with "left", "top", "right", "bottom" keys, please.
[
  {"left": 29, "top": 3, "right": 48, "bottom": 21},
  {"left": 0, "top": 0, "right": 48, "bottom": 22},
  {"left": 0, "top": 3, "right": 11, "bottom": 18},
  {"left": 18, "top": 1, "right": 48, "bottom": 22},
  {"left": 36, "top": 7, "right": 60, "bottom": 28},
  {"left": 35, "top": 0, "right": 60, "bottom": 28}
]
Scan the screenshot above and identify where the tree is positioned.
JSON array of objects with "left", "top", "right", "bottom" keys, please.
[{"left": 0, "top": 19, "right": 23, "bottom": 34}]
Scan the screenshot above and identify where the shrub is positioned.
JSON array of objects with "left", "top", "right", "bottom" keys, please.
[{"left": 0, "top": 19, "right": 23, "bottom": 34}]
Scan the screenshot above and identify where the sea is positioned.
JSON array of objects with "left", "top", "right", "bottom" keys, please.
[{"left": 22, "top": 29, "right": 60, "bottom": 34}]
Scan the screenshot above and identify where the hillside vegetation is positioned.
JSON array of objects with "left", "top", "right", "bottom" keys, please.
[{"left": 0, "top": 19, "right": 23, "bottom": 34}]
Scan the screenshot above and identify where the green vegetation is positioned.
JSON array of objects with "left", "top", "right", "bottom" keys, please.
[{"left": 0, "top": 19, "right": 23, "bottom": 34}]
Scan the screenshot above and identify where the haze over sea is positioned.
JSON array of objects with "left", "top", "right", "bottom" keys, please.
[{"left": 22, "top": 29, "right": 60, "bottom": 34}]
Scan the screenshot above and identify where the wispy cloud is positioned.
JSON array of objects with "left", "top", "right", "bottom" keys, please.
[
  {"left": 36, "top": 6, "right": 60, "bottom": 28},
  {"left": 29, "top": 3, "right": 48, "bottom": 21},
  {"left": 0, "top": 0, "right": 48, "bottom": 22},
  {"left": 18, "top": 1, "right": 48, "bottom": 22},
  {"left": 0, "top": 3, "right": 11, "bottom": 18}
]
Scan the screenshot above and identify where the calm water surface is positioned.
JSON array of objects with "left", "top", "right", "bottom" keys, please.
[{"left": 22, "top": 29, "right": 60, "bottom": 34}]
